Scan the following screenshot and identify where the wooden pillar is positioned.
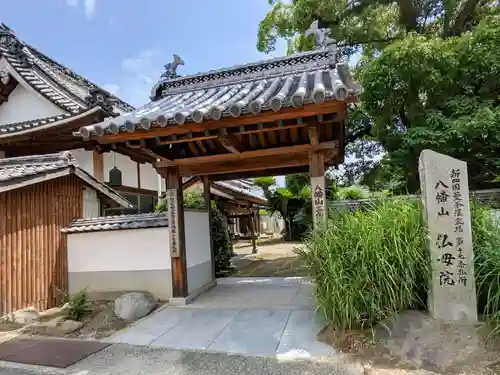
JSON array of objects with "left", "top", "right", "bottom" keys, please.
[
  {"left": 165, "top": 167, "right": 188, "bottom": 298},
  {"left": 249, "top": 212, "right": 257, "bottom": 254},
  {"left": 203, "top": 177, "right": 216, "bottom": 280},
  {"left": 92, "top": 150, "right": 104, "bottom": 182},
  {"left": 310, "top": 152, "right": 327, "bottom": 228}
]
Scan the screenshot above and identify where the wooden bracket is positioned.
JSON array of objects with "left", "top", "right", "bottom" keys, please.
[{"left": 218, "top": 129, "right": 245, "bottom": 154}]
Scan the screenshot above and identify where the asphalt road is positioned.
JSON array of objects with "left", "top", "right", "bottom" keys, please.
[{"left": 0, "top": 344, "right": 365, "bottom": 375}]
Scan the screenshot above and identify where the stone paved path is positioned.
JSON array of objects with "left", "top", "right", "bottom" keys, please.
[{"left": 105, "top": 277, "right": 333, "bottom": 359}]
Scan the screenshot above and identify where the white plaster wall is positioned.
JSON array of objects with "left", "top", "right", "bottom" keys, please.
[
  {"left": 70, "top": 149, "right": 94, "bottom": 176},
  {"left": 0, "top": 84, "right": 66, "bottom": 125},
  {"left": 67, "top": 227, "right": 171, "bottom": 272},
  {"left": 82, "top": 187, "right": 100, "bottom": 218},
  {"left": 103, "top": 152, "right": 138, "bottom": 188},
  {"left": 185, "top": 210, "right": 211, "bottom": 267},
  {"left": 140, "top": 163, "right": 160, "bottom": 191}
]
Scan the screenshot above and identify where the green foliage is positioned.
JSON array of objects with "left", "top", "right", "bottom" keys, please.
[
  {"left": 298, "top": 199, "right": 428, "bottom": 330},
  {"left": 254, "top": 175, "right": 313, "bottom": 240},
  {"left": 257, "top": 0, "right": 498, "bottom": 56},
  {"left": 471, "top": 202, "right": 500, "bottom": 334},
  {"left": 212, "top": 204, "right": 231, "bottom": 273},
  {"left": 155, "top": 189, "right": 231, "bottom": 274},
  {"left": 361, "top": 15, "right": 500, "bottom": 191},
  {"left": 337, "top": 185, "right": 370, "bottom": 200},
  {"left": 155, "top": 188, "right": 205, "bottom": 213},
  {"left": 300, "top": 198, "right": 500, "bottom": 334},
  {"left": 257, "top": 1, "right": 500, "bottom": 192},
  {"left": 66, "top": 288, "right": 91, "bottom": 321}
]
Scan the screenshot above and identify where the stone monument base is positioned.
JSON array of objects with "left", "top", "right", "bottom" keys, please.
[{"left": 375, "top": 310, "right": 499, "bottom": 373}]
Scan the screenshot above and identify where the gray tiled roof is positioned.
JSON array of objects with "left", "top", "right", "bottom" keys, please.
[
  {"left": 0, "top": 151, "right": 77, "bottom": 182},
  {"left": 78, "top": 48, "right": 360, "bottom": 138},
  {"left": 0, "top": 151, "right": 132, "bottom": 208},
  {"left": 215, "top": 179, "right": 266, "bottom": 202},
  {"left": 0, "top": 108, "right": 100, "bottom": 138},
  {"left": 0, "top": 23, "right": 133, "bottom": 125},
  {"left": 61, "top": 213, "right": 168, "bottom": 233}
]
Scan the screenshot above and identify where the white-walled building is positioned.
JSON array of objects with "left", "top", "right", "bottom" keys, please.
[{"left": 0, "top": 23, "right": 164, "bottom": 213}]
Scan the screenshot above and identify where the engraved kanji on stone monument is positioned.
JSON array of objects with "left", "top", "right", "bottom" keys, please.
[
  {"left": 418, "top": 150, "right": 477, "bottom": 322},
  {"left": 166, "top": 188, "right": 180, "bottom": 258}
]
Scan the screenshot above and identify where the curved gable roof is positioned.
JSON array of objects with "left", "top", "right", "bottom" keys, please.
[{"left": 0, "top": 23, "right": 134, "bottom": 115}]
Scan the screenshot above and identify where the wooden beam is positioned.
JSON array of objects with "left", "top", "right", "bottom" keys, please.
[
  {"left": 114, "top": 144, "right": 150, "bottom": 164},
  {"left": 139, "top": 146, "right": 176, "bottom": 167},
  {"left": 218, "top": 134, "right": 245, "bottom": 154},
  {"left": 256, "top": 131, "right": 267, "bottom": 148},
  {"left": 205, "top": 139, "right": 217, "bottom": 152},
  {"left": 211, "top": 165, "right": 311, "bottom": 181},
  {"left": 310, "top": 151, "right": 327, "bottom": 228},
  {"left": 180, "top": 152, "right": 310, "bottom": 177},
  {"left": 187, "top": 141, "right": 200, "bottom": 156},
  {"left": 165, "top": 167, "right": 188, "bottom": 297},
  {"left": 92, "top": 150, "right": 104, "bottom": 182},
  {"left": 158, "top": 142, "right": 339, "bottom": 168},
  {"left": 308, "top": 126, "right": 319, "bottom": 145},
  {"left": 267, "top": 131, "right": 278, "bottom": 146},
  {"left": 94, "top": 101, "right": 345, "bottom": 144},
  {"left": 196, "top": 140, "right": 208, "bottom": 155}
]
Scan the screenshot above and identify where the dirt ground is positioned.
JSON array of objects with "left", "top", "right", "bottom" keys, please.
[
  {"left": 66, "top": 301, "right": 130, "bottom": 340},
  {"left": 231, "top": 237, "right": 309, "bottom": 277},
  {"left": 0, "top": 301, "right": 133, "bottom": 341}
]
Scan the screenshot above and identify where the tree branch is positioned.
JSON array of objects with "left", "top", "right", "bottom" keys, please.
[{"left": 446, "top": 0, "right": 480, "bottom": 36}]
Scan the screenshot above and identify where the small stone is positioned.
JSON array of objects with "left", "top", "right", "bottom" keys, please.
[
  {"left": 57, "top": 320, "right": 84, "bottom": 334},
  {"left": 114, "top": 292, "right": 157, "bottom": 321},
  {"left": 2, "top": 307, "right": 40, "bottom": 325},
  {"left": 22, "top": 316, "right": 83, "bottom": 336}
]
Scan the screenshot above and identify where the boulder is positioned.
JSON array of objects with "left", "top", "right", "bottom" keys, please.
[
  {"left": 114, "top": 292, "right": 157, "bottom": 321},
  {"left": 22, "top": 316, "right": 83, "bottom": 336},
  {"left": 1, "top": 307, "right": 40, "bottom": 325}
]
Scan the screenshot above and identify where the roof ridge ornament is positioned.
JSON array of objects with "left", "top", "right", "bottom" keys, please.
[
  {"left": 161, "top": 54, "right": 184, "bottom": 80},
  {"left": 150, "top": 54, "right": 185, "bottom": 101},
  {"left": 305, "top": 20, "right": 336, "bottom": 49}
]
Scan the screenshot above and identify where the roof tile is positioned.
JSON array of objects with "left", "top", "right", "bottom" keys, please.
[
  {"left": 78, "top": 49, "right": 360, "bottom": 138},
  {"left": 0, "top": 151, "right": 77, "bottom": 182},
  {"left": 61, "top": 213, "right": 168, "bottom": 233}
]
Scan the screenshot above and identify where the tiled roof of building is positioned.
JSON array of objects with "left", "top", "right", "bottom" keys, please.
[
  {"left": 78, "top": 47, "right": 360, "bottom": 138},
  {"left": 0, "top": 151, "right": 132, "bottom": 208},
  {"left": 61, "top": 213, "right": 168, "bottom": 233},
  {"left": 0, "top": 23, "right": 134, "bottom": 137},
  {"left": 0, "top": 151, "right": 78, "bottom": 182},
  {"left": 215, "top": 179, "right": 266, "bottom": 202},
  {"left": 0, "top": 107, "right": 101, "bottom": 139}
]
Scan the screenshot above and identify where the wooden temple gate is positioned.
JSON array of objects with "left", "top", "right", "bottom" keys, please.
[{"left": 77, "top": 22, "right": 360, "bottom": 298}]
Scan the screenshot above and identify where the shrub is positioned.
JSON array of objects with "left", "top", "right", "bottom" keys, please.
[
  {"left": 155, "top": 189, "right": 232, "bottom": 275},
  {"left": 212, "top": 203, "right": 231, "bottom": 274},
  {"left": 471, "top": 202, "right": 500, "bottom": 334},
  {"left": 301, "top": 197, "right": 500, "bottom": 334},
  {"left": 299, "top": 199, "right": 428, "bottom": 330},
  {"left": 66, "top": 288, "right": 91, "bottom": 321}
]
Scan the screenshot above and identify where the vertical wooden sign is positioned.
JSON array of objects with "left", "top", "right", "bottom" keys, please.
[{"left": 167, "top": 188, "right": 180, "bottom": 258}]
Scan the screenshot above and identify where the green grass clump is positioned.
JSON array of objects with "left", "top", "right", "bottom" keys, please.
[
  {"left": 298, "top": 199, "right": 428, "bottom": 330},
  {"left": 471, "top": 202, "right": 500, "bottom": 334}
]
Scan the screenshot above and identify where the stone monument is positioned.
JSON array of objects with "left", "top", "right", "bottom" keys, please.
[{"left": 418, "top": 150, "right": 477, "bottom": 322}]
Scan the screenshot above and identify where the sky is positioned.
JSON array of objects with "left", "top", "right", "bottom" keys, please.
[
  {"left": 2, "top": 0, "right": 286, "bottom": 108},
  {"left": 3, "top": 0, "right": 288, "bottom": 185}
]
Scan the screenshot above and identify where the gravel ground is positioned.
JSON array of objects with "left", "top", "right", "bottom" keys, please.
[{"left": 0, "top": 343, "right": 365, "bottom": 375}]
